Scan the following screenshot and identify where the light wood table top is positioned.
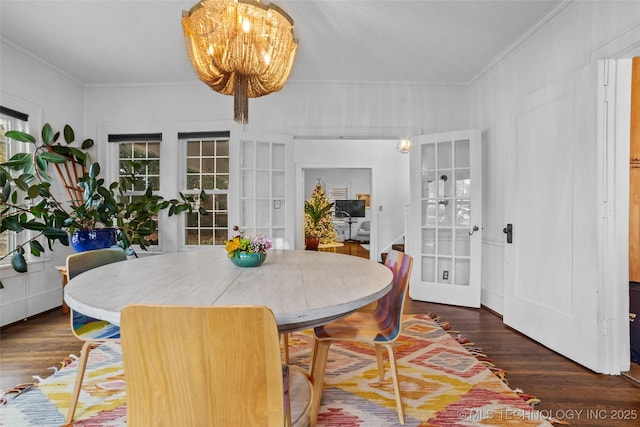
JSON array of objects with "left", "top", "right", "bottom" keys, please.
[{"left": 64, "top": 249, "right": 393, "bottom": 333}]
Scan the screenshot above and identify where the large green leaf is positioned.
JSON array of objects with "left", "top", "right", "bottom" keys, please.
[
  {"left": 35, "top": 154, "right": 48, "bottom": 172},
  {"left": 11, "top": 252, "right": 27, "bottom": 273},
  {"left": 67, "top": 147, "right": 88, "bottom": 164},
  {"left": 4, "top": 130, "right": 35, "bottom": 143},
  {"left": 41, "top": 123, "right": 54, "bottom": 145},
  {"left": 13, "top": 176, "right": 29, "bottom": 192},
  {"left": 1, "top": 180, "right": 10, "bottom": 201},
  {"left": 21, "top": 221, "right": 47, "bottom": 231},
  {"left": 39, "top": 169, "right": 53, "bottom": 183},
  {"left": 63, "top": 124, "right": 75, "bottom": 144},
  {"left": 81, "top": 138, "right": 94, "bottom": 149},
  {"left": 2, "top": 216, "right": 22, "bottom": 232},
  {"left": 30, "top": 240, "right": 45, "bottom": 256},
  {"left": 1, "top": 152, "right": 31, "bottom": 168},
  {"left": 27, "top": 185, "right": 41, "bottom": 199},
  {"left": 22, "top": 162, "right": 35, "bottom": 176},
  {"left": 42, "top": 227, "right": 68, "bottom": 239},
  {"left": 40, "top": 151, "right": 68, "bottom": 164},
  {"left": 89, "top": 162, "right": 100, "bottom": 179}
]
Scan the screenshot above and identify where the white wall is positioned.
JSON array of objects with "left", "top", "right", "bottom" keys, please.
[
  {"left": 0, "top": 41, "right": 85, "bottom": 324},
  {"left": 469, "top": 1, "right": 640, "bottom": 313},
  {"left": 84, "top": 81, "right": 468, "bottom": 136},
  {"left": 83, "top": 79, "right": 469, "bottom": 260},
  {"left": 303, "top": 168, "right": 371, "bottom": 202}
]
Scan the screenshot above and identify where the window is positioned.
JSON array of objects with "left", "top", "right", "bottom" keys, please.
[
  {"left": 180, "top": 132, "right": 229, "bottom": 246},
  {"left": 109, "top": 133, "right": 162, "bottom": 246},
  {"left": 0, "top": 108, "right": 29, "bottom": 261}
]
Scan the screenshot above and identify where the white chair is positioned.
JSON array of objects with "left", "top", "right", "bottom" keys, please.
[
  {"left": 273, "top": 237, "right": 290, "bottom": 250},
  {"left": 355, "top": 220, "right": 370, "bottom": 242}
]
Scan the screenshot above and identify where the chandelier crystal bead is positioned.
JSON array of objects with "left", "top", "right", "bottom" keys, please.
[{"left": 182, "top": 0, "right": 298, "bottom": 124}]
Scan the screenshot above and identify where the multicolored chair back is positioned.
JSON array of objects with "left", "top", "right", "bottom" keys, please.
[
  {"left": 372, "top": 249, "right": 414, "bottom": 342},
  {"left": 67, "top": 247, "right": 127, "bottom": 340},
  {"left": 309, "top": 249, "right": 413, "bottom": 425},
  {"left": 65, "top": 246, "right": 127, "bottom": 424}
]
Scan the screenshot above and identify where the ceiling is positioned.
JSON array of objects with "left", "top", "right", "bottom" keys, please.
[{"left": 0, "top": 0, "right": 563, "bottom": 87}]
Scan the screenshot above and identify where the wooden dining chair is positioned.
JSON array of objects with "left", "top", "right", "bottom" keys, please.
[
  {"left": 308, "top": 249, "right": 413, "bottom": 425},
  {"left": 120, "top": 304, "right": 312, "bottom": 427},
  {"left": 65, "top": 247, "right": 127, "bottom": 425}
]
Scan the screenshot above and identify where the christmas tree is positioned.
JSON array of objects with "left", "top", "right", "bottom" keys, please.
[{"left": 304, "top": 182, "right": 337, "bottom": 244}]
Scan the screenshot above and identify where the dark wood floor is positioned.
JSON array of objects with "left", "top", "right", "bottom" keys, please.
[
  {"left": 2, "top": 243, "right": 639, "bottom": 426},
  {"left": 3, "top": 301, "right": 640, "bottom": 426}
]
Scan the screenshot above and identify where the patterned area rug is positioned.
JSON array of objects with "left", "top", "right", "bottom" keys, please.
[{"left": 0, "top": 313, "right": 553, "bottom": 426}]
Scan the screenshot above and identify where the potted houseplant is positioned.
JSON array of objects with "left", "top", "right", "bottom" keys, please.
[
  {"left": 225, "top": 226, "right": 272, "bottom": 267},
  {"left": 303, "top": 183, "right": 335, "bottom": 250},
  {"left": 0, "top": 123, "right": 206, "bottom": 286}
]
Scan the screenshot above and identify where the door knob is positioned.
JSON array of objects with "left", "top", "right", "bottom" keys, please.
[
  {"left": 469, "top": 225, "right": 479, "bottom": 236},
  {"left": 503, "top": 223, "right": 513, "bottom": 244}
]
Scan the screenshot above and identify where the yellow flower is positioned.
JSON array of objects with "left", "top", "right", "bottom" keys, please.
[{"left": 225, "top": 237, "right": 241, "bottom": 255}]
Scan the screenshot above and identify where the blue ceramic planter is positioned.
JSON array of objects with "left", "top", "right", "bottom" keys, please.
[
  {"left": 71, "top": 228, "right": 118, "bottom": 253},
  {"left": 230, "top": 251, "right": 266, "bottom": 267}
]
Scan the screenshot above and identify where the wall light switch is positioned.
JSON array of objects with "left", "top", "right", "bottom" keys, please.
[
  {"left": 274, "top": 200, "right": 281, "bottom": 209},
  {"left": 379, "top": 205, "right": 383, "bottom": 211}
]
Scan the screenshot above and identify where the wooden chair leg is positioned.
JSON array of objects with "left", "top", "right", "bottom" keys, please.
[
  {"left": 65, "top": 340, "right": 93, "bottom": 425},
  {"left": 281, "top": 333, "right": 290, "bottom": 364},
  {"left": 375, "top": 343, "right": 385, "bottom": 380},
  {"left": 384, "top": 343, "right": 404, "bottom": 425},
  {"left": 309, "top": 340, "right": 331, "bottom": 427},
  {"left": 309, "top": 336, "right": 320, "bottom": 379},
  {"left": 284, "top": 365, "right": 292, "bottom": 427}
]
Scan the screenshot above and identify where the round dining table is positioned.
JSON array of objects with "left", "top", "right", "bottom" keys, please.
[{"left": 63, "top": 248, "right": 393, "bottom": 333}]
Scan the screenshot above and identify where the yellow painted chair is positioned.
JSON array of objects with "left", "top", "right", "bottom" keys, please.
[{"left": 120, "top": 304, "right": 312, "bottom": 427}]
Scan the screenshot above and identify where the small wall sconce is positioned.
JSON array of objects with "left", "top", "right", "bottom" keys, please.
[{"left": 397, "top": 138, "right": 411, "bottom": 154}]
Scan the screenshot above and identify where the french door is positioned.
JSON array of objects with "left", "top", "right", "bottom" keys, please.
[
  {"left": 229, "top": 131, "right": 294, "bottom": 244},
  {"left": 408, "top": 129, "right": 482, "bottom": 308}
]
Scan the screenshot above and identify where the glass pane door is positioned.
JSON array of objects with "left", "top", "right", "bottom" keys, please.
[
  {"left": 234, "top": 132, "right": 293, "bottom": 244},
  {"left": 420, "top": 138, "right": 471, "bottom": 285},
  {"left": 410, "top": 129, "right": 482, "bottom": 308}
]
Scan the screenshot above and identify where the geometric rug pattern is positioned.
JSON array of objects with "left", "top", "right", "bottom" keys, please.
[{"left": 0, "top": 314, "right": 553, "bottom": 426}]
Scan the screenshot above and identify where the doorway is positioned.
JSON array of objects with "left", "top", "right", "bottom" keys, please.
[{"left": 301, "top": 167, "right": 373, "bottom": 260}]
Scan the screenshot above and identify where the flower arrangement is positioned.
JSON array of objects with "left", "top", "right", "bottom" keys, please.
[{"left": 225, "top": 226, "right": 272, "bottom": 259}]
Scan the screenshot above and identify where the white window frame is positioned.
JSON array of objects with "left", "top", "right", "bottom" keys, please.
[
  {"left": 179, "top": 132, "right": 230, "bottom": 249},
  {"left": 0, "top": 112, "right": 31, "bottom": 265},
  {"left": 106, "top": 132, "right": 166, "bottom": 253}
]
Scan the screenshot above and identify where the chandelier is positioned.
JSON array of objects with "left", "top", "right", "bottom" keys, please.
[{"left": 182, "top": 0, "right": 298, "bottom": 124}]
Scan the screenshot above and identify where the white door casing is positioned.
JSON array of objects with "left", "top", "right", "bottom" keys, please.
[{"left": 408, "top": 129, "right": 482, "bottom": 308}]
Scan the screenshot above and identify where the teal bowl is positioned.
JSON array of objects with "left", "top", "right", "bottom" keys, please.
[{"left": 230, "top": 251, "right": 266, "bottom": 267}]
